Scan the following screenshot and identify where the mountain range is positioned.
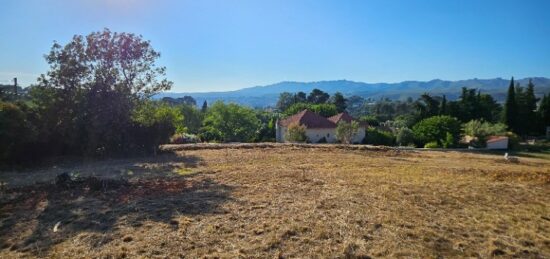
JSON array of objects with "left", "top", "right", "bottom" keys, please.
[{"left": 156, "top": 77, "right": 550, "bottom": 108}]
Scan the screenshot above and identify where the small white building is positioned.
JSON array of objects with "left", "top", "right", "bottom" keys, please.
[
  {"left": 276, "top": 109, "right": 367, "bottom": 143},
  {"left": 486, "top": 136, "right": 509, "bottom": 150}
]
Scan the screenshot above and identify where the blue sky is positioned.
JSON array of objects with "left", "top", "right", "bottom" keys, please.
[{"left": 1, "top": 0, "right": 549, "bottom": 92}]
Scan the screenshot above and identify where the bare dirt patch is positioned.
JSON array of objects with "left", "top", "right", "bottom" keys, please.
[{"left": 1, "top": 146, "right": 549, "bottom": 258}]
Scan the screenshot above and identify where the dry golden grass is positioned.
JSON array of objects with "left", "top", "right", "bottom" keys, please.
[{"left": 1, "top": 145, "right": 549, "bottom": 258}]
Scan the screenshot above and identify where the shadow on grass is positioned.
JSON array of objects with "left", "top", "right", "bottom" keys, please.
[{"left": 0, "top": 169, "right": 233, "bottom": 255}]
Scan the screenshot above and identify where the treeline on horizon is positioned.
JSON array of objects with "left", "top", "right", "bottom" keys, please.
[{"left": 1, "top": 29, "right": 550, "bottom": 165}]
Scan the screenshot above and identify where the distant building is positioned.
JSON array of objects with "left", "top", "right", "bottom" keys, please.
[
  {"left": 486, "top": 136, "right": 509, "bottom": 150},
  {"left": 276, "top": 110, "right": 367, "bottom": 143}
]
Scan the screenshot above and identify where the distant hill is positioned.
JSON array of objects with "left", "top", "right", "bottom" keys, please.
[{"left": 156, "top": 77, "right": 550, "bottom": 108}]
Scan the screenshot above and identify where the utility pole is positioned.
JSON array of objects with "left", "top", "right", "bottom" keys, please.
[{"left": 13, "top": 77, "right": 17, "bottom": 96}]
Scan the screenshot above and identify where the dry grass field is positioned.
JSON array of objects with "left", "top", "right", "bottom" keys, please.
[{"left": 1, "top": 145, "right": 549, "bottom": 258}]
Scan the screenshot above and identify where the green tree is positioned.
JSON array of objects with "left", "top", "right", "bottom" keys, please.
[
  {"left": 502, "top": 77, "right": 518, "bottom": 132},
  {"left": 201, "top": 100, "right": 208, "bottom": 112},
  {"left": 179, "top": 104, "right": 203, "bottom": 134},
  {"left": 412, "top": 115, "right": 461, "bottom": 147},
  {"left": 276, "top": 92, "right": 296, "bottom": 111},
  {"left": 295, "top": 91, "right": 307, "bottom": 103},
  {"left": 331, "top": 92, "right": 347, "bottom": 113},
  {"left": 396, "top": 127, "right": 415, "bottom": 146},
  {"left": 307, "top": 88, "right": 330, "bottom": 104},
  {"left": 336, "top": 121, "right": 359, "bottom": 144},
  {"left": 33, "top": 29, "right": 172, "bottom": 156},
  {"left": 201, "top": 101, "right": 260, "bottom": 142},
  {"left": 285, "top": 122, "right": 308, "bottom": 143},
  {"left": 440, "top": 95, "right": 447, "bottom": 115},
  {"left": 516, "top": 79, "right": 538, "bottom": 134},
  {"left": 254, "top": 110, "right": 277, "bottom": 142},
  {"left": 414, "top": 93, "right": 440, "bottom": 120}
]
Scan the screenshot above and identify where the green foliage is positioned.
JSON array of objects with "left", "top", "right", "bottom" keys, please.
[
  {"left": 368, "top": 98, "right": 416, "bottom": 122},
  {"left": 363, "top": 128, "right": 395, "bottom": 146},
  {"left": 24, "top": 29, "right": 173, "bottom": 157},
  {"left": 393, "top": 114, "right": 417, "bottom": 128},
  {"left": 462, "top": 120, "right": 507, "bottom": 146},
  {"left": 336, "top": 121, "right": 359, "bottom": 144},
  {"left": 307, "top": 89, "right": 330, "bottom": 104},
  {"left": 201, "top": 100, "right": 208, "bottom": 112},
  {"left": 503, "top": 77, "right": 518, "bottom": 132},
  {"left": 285, "top": 122, "right": 307, "bottom": 143},
  {"left": 201, "top": 101, "right": 260, "bottom": 142},
  {"left": 515, "top": 80, "right": 538, "bottom": 135},
  {"left": 424, "top": 141, "right": 440, "bottom": 148},
  {"left": 330, "top": 92, "right": 347, "bottom": 113},
  {"left": 0, "top": 101, "right": 36, "bottom": 162},
  {"left": 276, "top": 92, "right": 295, "bottom": 111},
  {"left": 359, "top": 115, "right": 380, "bottom": 127},
  {"left": 178, "top": 104, "right": 203, "bottom": 134},
  {"left": 415, "top": 93, "right": 441, "bottom": 120},
  {"left": 254, "top": 110, "right": 277, "bottom": 142},
  {"left": 412, "top": 115, "right": 461, "bottom": 147},
  {"left": 284, "top": 102, "right": 338, "bottom": 117},
  {"left": 442, "top": 132, "right": 454, "bottom": 148},
  {"left": 396, "top": 127, "right": 415, "bottom": 146},
  {"left": 132, "top": 101, "right": 184, "bottom": 154}
]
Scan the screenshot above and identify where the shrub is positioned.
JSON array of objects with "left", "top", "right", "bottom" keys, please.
[
  {"left": 285, "top": 122, "right": 307, "bottom": 143},
  {"left": 0, "top": 101, "right": 36, "bottom": 163},
  {"left": 317, "top": 136, "right": 327, "bottom": 143},
  {"left": 412, "top": 115, "right": 461, "bottom": 147},
  {"left": 442, "top": 132, "right": 454, "bottom": 148},
  {"left": 424, "top": 141, "right": 440, "bottom": 148},
  {"left": 359, "top": 115, "right": 380, "bottom": 127},
  {"left": 363, "top": 128, "right": 395, "bottom": 146},
  {"left": 396, "top": 127, "right": 415, "bottom": 146},
  {"left": 132, "top": 101, "right": 185, "bottom": 154},
  {"left": 336, "top": 121, "right": 359, "bottom": 144},
  {"left": 201, "top": 102, "right": 260, "bottom": 142}
]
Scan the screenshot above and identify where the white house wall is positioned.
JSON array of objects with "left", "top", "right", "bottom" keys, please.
[
  {"left": 305, "top": 128, "right": 336, "bottom": 143},
  {"left": 486, "top": 139, "right": 508, "bottom": 149},
  {"left": 276, "top": 126, "right": 367, "bottom": 144}
]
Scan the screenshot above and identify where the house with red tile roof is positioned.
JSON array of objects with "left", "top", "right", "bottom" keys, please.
[{"left": 276, "top": 110, "right": 367, "bottom": 143}]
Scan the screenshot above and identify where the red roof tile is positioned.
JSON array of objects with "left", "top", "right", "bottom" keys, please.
[
  {"left": 328, "top": 112, "right": 354, "bottom": 124},
  {"left": 278, "top": 110, "right": 337, "bottom": 128},
  {"left": 486, "top": 136, "right": 508, "bottom": 143},
  {"left": 328, "top": 112, "right": 369, "bottom": 127}
]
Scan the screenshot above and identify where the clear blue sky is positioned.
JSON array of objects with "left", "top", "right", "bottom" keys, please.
[{"left": 1, "top": 0, "right": 549, "bottom": 92}]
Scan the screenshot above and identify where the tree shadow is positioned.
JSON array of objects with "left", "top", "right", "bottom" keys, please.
[{"left": 0, "top": 171, "right": 233, "bottom": 255}]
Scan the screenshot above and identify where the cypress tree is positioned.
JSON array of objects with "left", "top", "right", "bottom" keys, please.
[
  {"left": 503, "top": 77, "right": 518, "bottom": 132},
  {"left": 524, "top": 79, "right": 538, "bottom": 134},
  {"left": 440, "top": 95, "right": 447, "bottom": 115},
  {"left": 201, "top": 100, "right": 208, "bottom": 112}
]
